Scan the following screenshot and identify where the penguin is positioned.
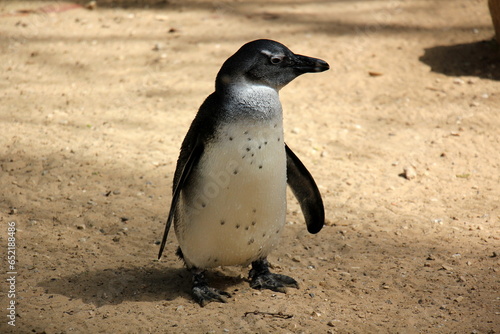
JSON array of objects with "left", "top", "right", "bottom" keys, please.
[{"left": 158, "top": 39, "right": 329, "bottom": 306}]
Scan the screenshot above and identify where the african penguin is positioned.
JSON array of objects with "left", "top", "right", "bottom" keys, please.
[{"left": 158, "top": 39, "right": 329, "bottom": 306}]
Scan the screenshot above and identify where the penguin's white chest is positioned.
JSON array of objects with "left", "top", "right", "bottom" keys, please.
[{"left": 175, "top": 120, "right": 287, "bottom": 268}]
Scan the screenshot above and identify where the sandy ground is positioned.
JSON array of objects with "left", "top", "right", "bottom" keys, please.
[{"left": 1, "top": 0, "right": 499, "bottom": 333}]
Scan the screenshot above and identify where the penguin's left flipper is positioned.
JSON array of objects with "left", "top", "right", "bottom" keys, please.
[
  {"left": 285, "top": 144, "right": 325, "bottom": 234},
  {"left": 158, "top": 140, "right": 204, "bottom": 260}
]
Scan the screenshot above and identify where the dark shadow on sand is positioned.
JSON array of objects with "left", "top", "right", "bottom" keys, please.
[
  {"left": 419, "top": 39, "right": 500, "bottom": 81},
  {"left": 38, "top": 266, "right": 245, "bottom": 306}
]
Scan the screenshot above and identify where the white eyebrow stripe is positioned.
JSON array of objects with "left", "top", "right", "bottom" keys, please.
[{"left": 260, "top": 49, "right": 284, "bottom": 58}]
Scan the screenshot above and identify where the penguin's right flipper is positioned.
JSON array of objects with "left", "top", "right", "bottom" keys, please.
[
  {"left": 158, "top": 140, "right": 204, "bottom": 260},
  {"left": 285, "top": 144, "right": 324, "bottom": 234}
]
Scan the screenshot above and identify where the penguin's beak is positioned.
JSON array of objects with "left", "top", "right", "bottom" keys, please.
[{"left": 293, "top": 54, "right": 330, "bottom": 73}]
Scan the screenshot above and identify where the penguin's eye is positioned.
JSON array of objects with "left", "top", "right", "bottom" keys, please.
[{"left": 270, "top": 56, "right": 283, "bottom": 65}]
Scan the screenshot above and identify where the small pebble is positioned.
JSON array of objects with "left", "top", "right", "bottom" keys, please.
[
  {"left": 368, "top": 71, "right": 383, "bottom": 77},
  {"left": 402, "top": 166, "right": 417, "bottom": 180},
  {"left": 327, "top": 320, "right": 339, "bottom": 327},
  {"left": 441, "top": 264, "right": 453, "bottom": 271},
  {"left": 155, "top": 14, "right": 169, "bottom": 21},
  {"left": 152, "top": 43, "right": 163, "bottom": 51},
  {"left": 85, "top": 1, "right": 97, "bottom": 9}
]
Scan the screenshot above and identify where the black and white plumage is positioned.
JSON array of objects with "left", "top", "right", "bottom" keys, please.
[{"left": 158, "top": 39, "right": 329, "bottom": 306}]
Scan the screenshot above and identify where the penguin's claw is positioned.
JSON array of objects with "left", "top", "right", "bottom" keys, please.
[
  {"left": 250, "top": 272, "right": 299, "bottom": 292},
  {"left": 249, "top": 258, "right": 299, "bottom": 292},
  {"left": 192, "top": 286, "right": 231, "bottom": 307},
  {"left": 191, "top": 270, "right": 231, "bottom": 307}
]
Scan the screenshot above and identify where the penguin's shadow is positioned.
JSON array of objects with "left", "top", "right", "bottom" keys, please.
[
  {"left": 419, "top": 39, "right": 500, "bottom": 81},
  {"left": 38, "top": 266, "right": 245, "bottom": 307}
]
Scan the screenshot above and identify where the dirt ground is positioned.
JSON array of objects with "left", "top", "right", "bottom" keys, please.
[{"left": 1, "top": 0, "right": 499, "bottom": 333}]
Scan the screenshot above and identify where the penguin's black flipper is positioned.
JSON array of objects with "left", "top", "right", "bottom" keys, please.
[
  {"left": 158, "top": 140, "right": 204, "bottom": 259},
  {"left": 285, "top": 144, "right": 324, "bottom": 234}
]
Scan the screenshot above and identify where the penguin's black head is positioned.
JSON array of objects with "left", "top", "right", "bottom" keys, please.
[{"left": 216, "top": 39, "right": 329, "bottom": 91}]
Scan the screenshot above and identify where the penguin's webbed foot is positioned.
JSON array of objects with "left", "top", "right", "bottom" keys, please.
[
  {"left": 249, "top": 258, "right": 299, "bottom": 293},
  {"left": 192, "top": 271, "right": 231, "bottom": 307}
]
